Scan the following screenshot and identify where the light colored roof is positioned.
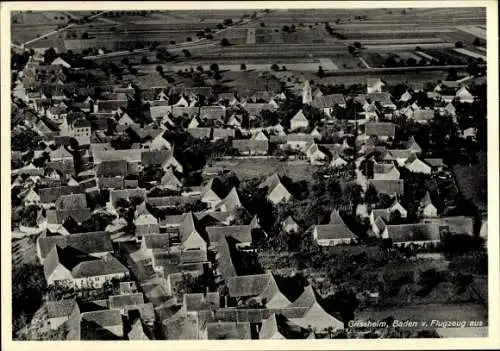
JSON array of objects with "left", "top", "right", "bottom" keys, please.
[{"left": 214, "top": 188, "right": 242, "bottom": 212}]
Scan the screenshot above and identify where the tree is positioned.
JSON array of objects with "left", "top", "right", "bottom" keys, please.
[
  {"left": 20, "top": 205, "right": 39, "bottom": 227},
  {"left": 271, "top": 63, "right": 280, "bottom": 71},
  {"left": 43, "top": 47, "right": 57, "bottom": 64},
  {"left": 12, "top": 264, "right": 47, "bottom": 338},
  {"left": 240, "top": 63, "right": 247, "bottom": 70},
  {"left": 446, "top": 67, "right": 458, "bottom": 81},
  {"left": 209, "top": 63, "right": 219, "bottom": 72},
  {"left": 156, "top": 65, "right": 164, "bottom": 75},
  {"left": 220, "top": 38, "right": 231, "bottom": 46},
  {"left": 282, "top": 25, "right": 290, "bottom": 32},
  {"left": 317, "top": 65, "right": 325, "bottom": 78},
  {"left": 182, "top": 49, "right": 191, "bottom": 58},
  {"left": 455, "top": 41, "right": 464, "bottom": 48},
  {"left": 365, "top": 184, "right": 379, "bottom": 205},
  {"left": 353, "top": 41, "right": 362, "bottom": 49},
  {"left": 81, "top": 32, "right": 89, "bottom": 39},
  {"left": 186, "top": 37, "right": 192, "bottom": 42},
  {"left": 223, "top": 18, "right": 233, "bottom": 26},
  {"left": 260, "top": 22, "right": 265, "bottom": 27},
  {"left": 473, "top": 37, "right": 482, "bottom": 46}
]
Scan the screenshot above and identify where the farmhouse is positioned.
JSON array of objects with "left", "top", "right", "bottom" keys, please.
[
  {"left": 43, "top": 246, "right": 129, "bottom": 288},
  {"left": 367, "top": 78, "right": 385, "bottom": 94},
  {"left": 383, "top": 223, "right": 441, "bottom": 247},
  {"left": 259, "top": 173, "right": 293, "bottom": 205},
  {"left": 226, "top": 273, "right": 291, "bottom": 308},
  {"left": 365, "top": 122, "right": 396, "bottom": 141},
  {"left": 311, "top": 94, "right": 346, "bottom": 116},
  {"left": 286, "top": 133, "right": 314, "bottom": 150},
  {"left": 312, "top": 220, "right": 357, "bottom": 246},
  {"left": 405, "top": 155, "right": 432, "bottom": 174},
  {"left": 290, "top": 110, "right": 309, "bottom": 131},
  {"left": 421, "top": 191, "right": 438, "bottom": 217},
  {"left": 369, "top": 179, "right": 404, "bottom": 197}
]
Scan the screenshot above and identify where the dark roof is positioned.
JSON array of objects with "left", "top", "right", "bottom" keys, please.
[
  {"left": 200, "top": 106, "right": 226, "bottom": 120},
  {"left": 141, "top": 150, "right": 175, "bottom": 168},
  {"left": 206, "top": 225, "right": 252, "bottom": 245},
  {"left": 226, "top": 273, "right": 275, "bottom": 298},
  {"left": 424, "top": 158, "right": 444, "bottom": 167},
  {"left": 39, "top": 186, "right": 83, "bottom": 203},
  {"left": 311, "top": 94, "right": 346, "bottom": 109},
  {"left": 46, "top": 299, "right": 77, "bottom": 318},
  {"left": 81, "top": 309, "right": 123, "bottom": 327},
  {"left": 187, "top": 127, "right": 212, "bottom": 139},
  {"left": 146, "top": 195, "right": 200, "bottom": 208},
  {"left": 143, "top": 234, "right": 170, "bottom": 251},
  {"left": 314, "top": 224, "right": 357, "bottom": 240},
  {"left": 184, "top": 292, "right": 220, "bottom": 311},
  {"left": 413, "top": 109, "right": 435, "bottom": 121},
  {"left": 73, "top": 118, "right": 91, "bottom": 128},
  {"left": 71, "top": 253, "right": 129, "bottom": 278},
  {"left": 96, "top": 160, "right": 128, "bottom": 177},
  {"left": 206, "top": 322, "right": 251, "bottom": 340},
  {"left": 38, "top": 231, "right": 113, "bottom": 260},
  {"left": 386, "top": 223, "right": 441, "bottom": 243},
  {"left": 97, "top": 100, "right": 128, "bottom": 112},
  {"left": 369, "top": 179, "right": 404, "bottom": 196},
  {"left": 109, "top": 293, "right": 144, "bottom": 309},
  {"left": 55, "top": 193, "right": 87, "bottom": 210},
  {"left": 365, "top": 123, "right": 396, "bottom": 137}
]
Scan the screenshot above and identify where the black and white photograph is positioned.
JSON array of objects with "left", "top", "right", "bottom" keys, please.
[{"left": 3, "top": 1, "right": 498, "bottom": 346}]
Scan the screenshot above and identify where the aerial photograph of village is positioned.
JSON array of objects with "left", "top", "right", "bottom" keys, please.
[{"left": 9, "top": 6, "right": 488, "bottom": 341}]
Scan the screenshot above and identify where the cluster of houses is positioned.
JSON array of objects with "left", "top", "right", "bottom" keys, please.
[{"left": 11, "top": 54, "right": 487, "bottom": 340}]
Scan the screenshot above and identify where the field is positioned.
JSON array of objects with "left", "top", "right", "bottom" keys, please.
[
  {"left": 12, "top": 7, "right": 485, "bottom": 73},
  {"left": 208, "top": 158, "right": 316, "bottom": 181},
  {"left": 452, "top": 151, "right": 487, "bottom": 212}
]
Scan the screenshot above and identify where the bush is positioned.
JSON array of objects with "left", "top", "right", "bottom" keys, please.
[
  {"left": 81, "top": 32, "right": 89, "bottom": 39},
  {"left": 186, "top": 37, "right": 192, "bottom": 42},
  {"left": 271, "top": 63, "right": 279, "bottom": 71},
  {"left": 240, "top": 63, "right": 247, "bottom": 70},
  {"left": 260, "top": 22, "right": 265, "bottom": 27},
  {"left": 455, "top": 41, "right": 464, "bottom": 48},
  {"left": 220, "top": 38, "right": 231, "bottom": 46},
  {"left": 473, "top": 38, "right": 481, "bottom": 46}
]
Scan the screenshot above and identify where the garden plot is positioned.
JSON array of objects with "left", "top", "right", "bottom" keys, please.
[
  {"left": 255, "top": 28, "right": 281, "bottom": 44},
  {"left": 395, "top": 51, "right": 424, "bottom": 61},
  {"left": 364, "top": 42, "right": 454, "bottom": 51},
  {"left": 456, "top": 26, "right": 487, "bottom": 40},
  {"left": 453, "top": 48, "right": 486, "bottom": 61}
]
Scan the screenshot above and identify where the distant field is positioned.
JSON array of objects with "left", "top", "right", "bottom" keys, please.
[
  {"left": 452, "top": 152, "right": 487, "bottom": 212},
  {"left": 209, "top": 158, "right": 316, "bottom": 181}
]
